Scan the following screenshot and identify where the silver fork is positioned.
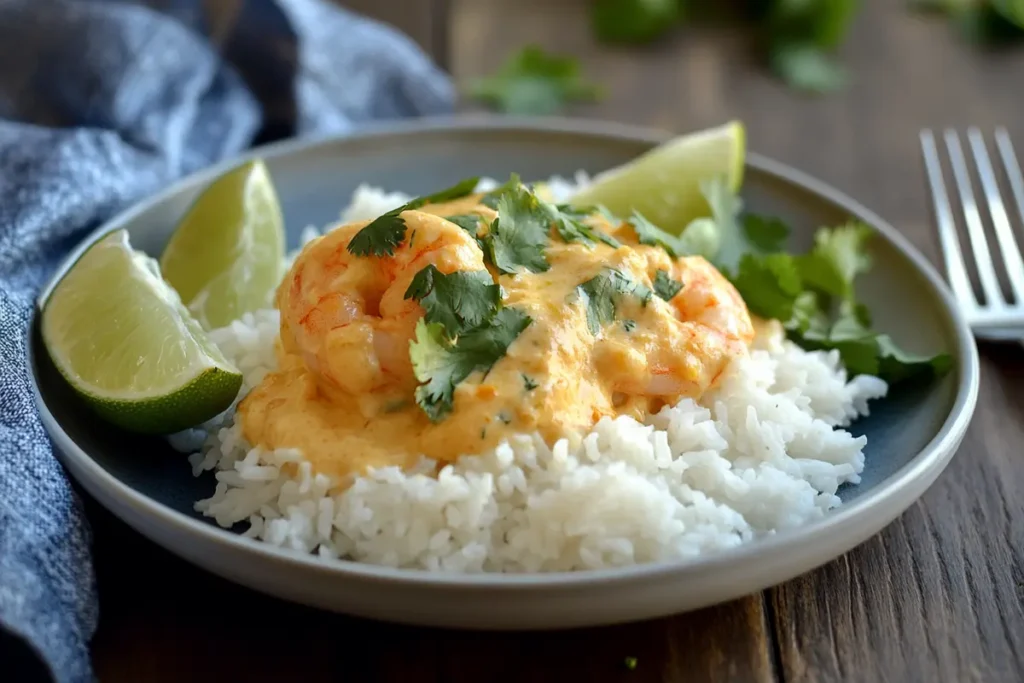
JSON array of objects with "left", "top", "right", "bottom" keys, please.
[{"left": 920, "top": 127, "right": 1024, "bottom": 340}]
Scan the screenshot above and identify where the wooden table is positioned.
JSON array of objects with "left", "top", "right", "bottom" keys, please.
[{"left": 88, "top": 1, "right": 1024, "bottom": 681}]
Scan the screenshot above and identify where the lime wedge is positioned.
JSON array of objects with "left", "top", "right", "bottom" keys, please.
[
  {"left": 160, "top": 159, "right": 285, "bottom": 330},
  {"left": 569, "top": 120, "right": 745, "bottom": 235},
  {"left": 41, "top": 230, "right": 243, "bottom": 435}
]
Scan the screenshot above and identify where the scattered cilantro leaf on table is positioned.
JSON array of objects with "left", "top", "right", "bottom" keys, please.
[
  {"left": 347, "top": 177, "right": 480, "bottom": 257},
  {"left": 591, "top": 0, "right": 682, "bottom": 44},
  {"left": 466, "top": 46, "right": 604, "bottom": 115},
  {"left": 576, "top": 268, "right": 652, "bottom": 335},
  {"left": 404, "top": 265, "right": 501, "bottom": 338},
  {"left": 410, "top": 309, "right": 533, "bottom": 422},
  {"left": 770, "top": 44, "right": 848, "bottom": 94}
]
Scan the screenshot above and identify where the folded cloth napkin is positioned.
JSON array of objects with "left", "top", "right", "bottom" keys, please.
[{"left": 0, "top": 0, "right": 454, "bottom": 680}]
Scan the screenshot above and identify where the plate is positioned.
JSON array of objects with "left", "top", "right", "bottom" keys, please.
[{"left": 28, "top": 116, "right": 979, "bottom": 629}]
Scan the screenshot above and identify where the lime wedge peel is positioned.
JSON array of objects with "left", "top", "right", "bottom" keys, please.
[
  {"left": 159, "top": 159, "right": 285, "bottom": 331},
  {"left": 568, "top": 120, "right": 746, "bottom": 236},
  {"left": 40, "top": 230, "right": 242, "bottom": 435}
]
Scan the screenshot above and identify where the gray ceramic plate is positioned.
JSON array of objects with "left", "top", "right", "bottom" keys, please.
[{"left": 28, "top": 117, "right": 979, "bottom": 629}]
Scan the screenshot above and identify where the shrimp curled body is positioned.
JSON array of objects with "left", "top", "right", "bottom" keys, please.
[{"left": 276, "top": 210, "right": 486, "bottom": 408}]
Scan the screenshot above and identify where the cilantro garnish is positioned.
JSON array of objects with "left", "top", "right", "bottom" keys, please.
[
  {"left": 482, "top": 183, "right": 552, "bottom": 274},
  {"left": 627, "top": 211, "right": 686, "bottom": 258},
  {"left": 552, "top": 204, "right": 621, "bottom": 248},
  {"left": 795, "top": 223, "right": 873, "bottom": 300},
  {"left": 592, "top": 0, "right": 681, "bottom": 44},
  {"left": 466, "top": 46, "right": 604, "bottom": 115},
  {"left": 576, "top": 268, "right": 652, "bottom": 335},
  {"left": 480, "top": 175, "right": 522, "bottom": 210},
  {"left": 770, "top": 44, "right": 847, "bottom": 94},
  {"left": 404, "top": 265, "right": 501, "bottom": 338},
  {"left": 622, "top": 319, "right": 637, "bottom": 332},
  {"left": 653, "top": 269, "right": 683, "bottom": 301},
  {"left": 347, "top": 177, "right": 480, "bottom": 257},
  {"left": 625, "top": 184, "right": 733, "bottom": 261},
  {"left": 410, "top": 309, "right": 532, "bottom": 422},
  {"left": 522, "top": 373, "right": 539, "bottom": 391},
  {"left": 445, "top": 214, "right": 485, "bottom": 239},
  {"left": 724, "top": 219, "right": 952, "bottom": 384}
]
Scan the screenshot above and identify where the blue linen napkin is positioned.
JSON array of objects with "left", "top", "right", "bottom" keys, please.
[{"left": 0, "top": 1, "right": 454, "bottom": 680}]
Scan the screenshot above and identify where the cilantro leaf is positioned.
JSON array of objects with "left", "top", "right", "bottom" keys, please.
[
  {"left": 410, "top": 309, "right": 532, "bottom": 422},
  {"left": 404, "top": 265, "right": 501, "bottom": 338},
  {"left": 576, "top": 268, "right": 652, "bottom": 335},
  {"left": 703, "top": 177, "right": 756, "bottom": 272},
  {"left": 770, "top": 43, "right": 848, "bottom": 94},
  {"left": 627, "top": 211, "right": 685, "bottom": 258},
  {"left": 794, "top": 304, "right": 952, "bottom": 382},
  {"left": 591, "top": 0, "right": 682, "bottom": 44},
  {"left": 761, "top": 0, "right": 856, "bottom": 92},
  {"left": 347, "top": 177, "right": 480, "bottom": 257},
  {"left": 445, "top": 214, "right": 485, "bottom": 239},
  {"left": 653, "top": 269, "right": 683, "bottom": 301},
  {"left": 408, "top": 177, "right": 482, "bottom": 209},
  {"left": 742, "top": 214, "right": 790, "bottom": 252},
  {"left": 551, "top": 205, "right": 621, "bottom": 248},
  {"left": 480, "top": 174, "right": 521, "bottom": 210},
  {"left": 466, "top": 46, "right": 604, "bottom": 115},
  {"left": 483, "top": 183, "right": 552, "bottom": 274},
  {"left": 726, "top": 234, "right": 951, "bottom": 386},
  {"left": 730, "top": 253, "right": 804, "bottom": 322},
  {"left": 345, "top": 212, "right": 407, "bottom": 259},
  {"left": 796, "top": 222, "right": 873, "bottom": 300}
]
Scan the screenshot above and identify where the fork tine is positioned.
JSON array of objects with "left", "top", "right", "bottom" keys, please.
[
  {"left": 968, "top": 128, "right": 1024, "bottom": 304},
  {"left": 996, "top": 128, "right": 1024, "bottom": 279},
  {"left": 920, "top": 130, "right": 977, "bottom": 307},
  {"left": 943, "top": 128, "right": 1005, "bottom": 306}
]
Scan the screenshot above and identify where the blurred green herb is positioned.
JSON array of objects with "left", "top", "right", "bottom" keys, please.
[
  {"left": 592, "top": 0, "right": 683, "bottom": 44},
  {"left": 466, "top": 46, "right": 604, "bottom": 115},
  {"left": 910, "top": 0, "right": 1024, "bottom": 44}
]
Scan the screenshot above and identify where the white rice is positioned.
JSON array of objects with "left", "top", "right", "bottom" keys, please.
[{"left": 172, "top": 180, "right": 889, "bottom": 573}]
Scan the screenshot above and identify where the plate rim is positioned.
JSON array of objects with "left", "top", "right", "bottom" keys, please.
[{"left": 29, "top": 114, "right": 981, "bottom": 589}]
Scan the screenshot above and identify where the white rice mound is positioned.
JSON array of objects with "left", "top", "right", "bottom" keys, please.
[{"left": 171, "top": 180, "right": 889, "bottom": 573}]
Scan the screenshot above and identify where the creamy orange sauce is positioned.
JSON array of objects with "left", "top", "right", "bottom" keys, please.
[{"left": 238, "top": 193, "right": 755, "bottom": 485}]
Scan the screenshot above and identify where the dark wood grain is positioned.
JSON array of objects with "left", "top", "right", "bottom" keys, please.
[{"left": 88, "top": 0, "right": 1024, "bottom": 681}]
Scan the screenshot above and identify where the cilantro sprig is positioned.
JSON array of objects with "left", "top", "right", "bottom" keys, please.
[
  {"left": 626, "top": 178, "right": 737, "bottom": 261},
  {"left": 404, "top": 263, "right": 532, "bottom": 422},
  {"left": 726, "top": 220, "right": 952, "bottom": 382},
  {"left": 404, "top": 265, "right": 501, "bottom": 338},
  {"left": 484, "top": 183, "right": 553, "bottom": 274},
  {"left": 552, "top": 204, "right": 622, "bottom": 248},
  {"left": 576, "top": 268, "right": 652, "bottom": 335},
  {"left": 466, "top": 46, "right": 604, "bottom": 115},
  {"left": 410, "top": 309, "right": 532, "bottom": 422},
  {"left": 347, "top": 177, "right": 480, "bottom": 257},
  {"left": 477, "top": 177, "right": 621, "bottom": 274}
]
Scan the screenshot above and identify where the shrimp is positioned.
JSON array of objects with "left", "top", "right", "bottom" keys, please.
[
  {"left": 647, "top": 255, "right": 754, "bottom": 396},
  {"left": 596, "top": 251, "right": 755, "bottom": 401},
  {"left": 276, "top": 210, "right": 487, "bottom": 405}
]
